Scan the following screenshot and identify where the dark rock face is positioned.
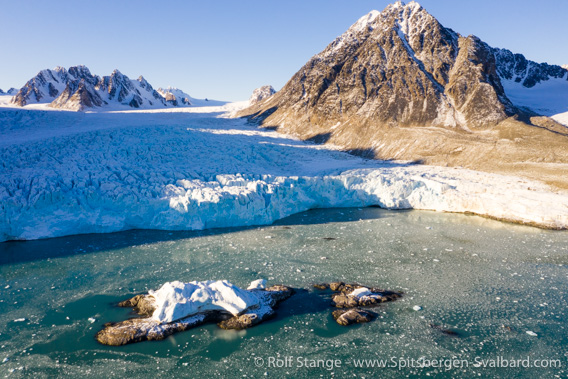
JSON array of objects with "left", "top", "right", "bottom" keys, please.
[
  {"left": 11, "top": 67, "right": 69, "bottom": 106},
  {"left": 237, "top": 1, "right": 568, "bottom": 168},
  {"left": 96, "top": 285, "right": 294, "bottom": 346},
  {"left": 494, "top": 48, "right": 568, "bottom": 88}
]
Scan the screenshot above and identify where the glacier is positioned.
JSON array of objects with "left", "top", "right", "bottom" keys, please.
[{"left": 1, "top": 97, "right": 568, "bottom": 242}]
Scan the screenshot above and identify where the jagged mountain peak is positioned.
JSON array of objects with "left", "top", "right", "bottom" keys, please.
[
  {"left": 238, "top": 1, "right": 568, "bottom": 167},
  {"left": 68, "top": 65, "right": 93, "bottom": 77},
  {"left": 157, "top": 87, "right": 193, "bottom": 106},
  {"left": 9, "top": 65, "right": 204, "bottom": 111}
]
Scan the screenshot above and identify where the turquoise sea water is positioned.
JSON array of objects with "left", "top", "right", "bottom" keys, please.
[{"left": 1, "top": 208, "right": 568, "bottom": 378}]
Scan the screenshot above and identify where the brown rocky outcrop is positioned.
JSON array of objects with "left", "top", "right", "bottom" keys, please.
[
  {"left": 332, "top": 308, "right": 376, "bottom": 326},
  {"left": 96, "top": 284, "right": 294, "bottom": 346},
  {"left": 237, "top": 1, "right": 568, "bottom": 189}
]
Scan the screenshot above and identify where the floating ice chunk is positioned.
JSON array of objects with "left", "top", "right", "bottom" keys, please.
[
  {"left": 526, "top": 331, "right": 538, "bottom": 337},
  {"left": 413, "top": 305, "right": 422, "bottom": 311},
  {"left": 247, "top": 279, "right": 266, "bottom": 290},
  {"left": 149, "top": 280, "right": 262, "bottom": 323}
]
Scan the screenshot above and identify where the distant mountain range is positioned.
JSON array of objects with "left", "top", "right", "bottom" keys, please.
[
  {"left": 238, "top": 1, "right": 568, "bottom": 187},
  {"left": 0, "top": 88, "right": 18, "bottom": 95},
  {"left": 9, "top": 66, "right": 222, "bottom": 111}
]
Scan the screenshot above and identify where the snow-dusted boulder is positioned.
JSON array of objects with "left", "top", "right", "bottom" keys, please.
[
  {"left": 249, "top": 85, "right": 276, "bottom": 105},
  {"left": 313, "top": 281, "right": 402, "bottom": 308}
]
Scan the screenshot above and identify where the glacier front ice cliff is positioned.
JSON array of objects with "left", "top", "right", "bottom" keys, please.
[{"left": 1, "top": 103, "right": 567, "bottom": 242}]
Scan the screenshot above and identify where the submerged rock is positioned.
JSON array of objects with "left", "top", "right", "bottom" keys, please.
[
  {"left": 429, "top": 323, "right": 461, "bottom": 337},
  {"left": 332, "top": 308, "right": 376, "bottom": 326},
  {"left": 313, "top": 283, "right": 330, "bottom": 290},
  {"left": 96, "top": 280, "right": 293, "bottom": 346}
]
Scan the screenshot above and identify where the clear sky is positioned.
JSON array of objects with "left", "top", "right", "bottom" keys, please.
[{"left": 0, "top": 0, "right": 566, "bottom": 101}]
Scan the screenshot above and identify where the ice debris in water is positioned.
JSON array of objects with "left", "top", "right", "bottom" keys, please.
[{"left": 413, "top": 305, "right": 422, "bottom": 311}]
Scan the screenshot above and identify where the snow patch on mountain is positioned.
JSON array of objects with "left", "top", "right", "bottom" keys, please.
[{"left": 501, "top": 77, "right": 568, "bottom": 116}]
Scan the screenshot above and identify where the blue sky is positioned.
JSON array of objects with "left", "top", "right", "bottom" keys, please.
[{"left": 0, "top": 0, "right": 566, "bottom": 101}]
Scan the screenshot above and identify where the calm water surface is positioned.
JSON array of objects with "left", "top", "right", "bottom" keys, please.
[{"left": 1, "top": 208, "right": 568, "bottom": 378}]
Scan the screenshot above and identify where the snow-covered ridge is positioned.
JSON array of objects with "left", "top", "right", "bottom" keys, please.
[
  {"left": 493, "top": 49, "right": 568, "bottom": 117},
  {"left": 9, "top": 65, "right": 224, "bottom": 111},
  {"left": 1, "top": 107, "right": 567, "bottom": 243}
]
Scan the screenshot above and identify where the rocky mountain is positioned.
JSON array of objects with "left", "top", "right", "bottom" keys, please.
[
  {"left": 10, "top": 66, "right": 200, "bottom": 111},
  {"left": 0, "top": 88, "right": 17, "bottom": 95},
  {"left": 238, "top": 1, "right": 568, "bottom": 188},
  {"left": 249, "top": 85, "right": 276, "bottom": 105},
  {"left": 157, "top": 87, "right": 192, "bottom": 106}
]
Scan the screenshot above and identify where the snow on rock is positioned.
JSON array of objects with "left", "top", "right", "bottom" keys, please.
[
  {"left": 149, "top": 280, "right": 263, "bottom": 323},
  {"left": 0, "top": 106, "right": 567, "bottom": 243},
  {"left": 249, "top": 85, "right": 276, "bottom": 105},
  {"left": 349, "top": 288, "right": 373, "bottom": 299},
  {"left": 247, "top": 279, "right": 267, "bottom": 290}
]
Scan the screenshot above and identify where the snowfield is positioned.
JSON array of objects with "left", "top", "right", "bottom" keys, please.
[{"left": 1, "top": 96, "right": 568, "bottom": 242}]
